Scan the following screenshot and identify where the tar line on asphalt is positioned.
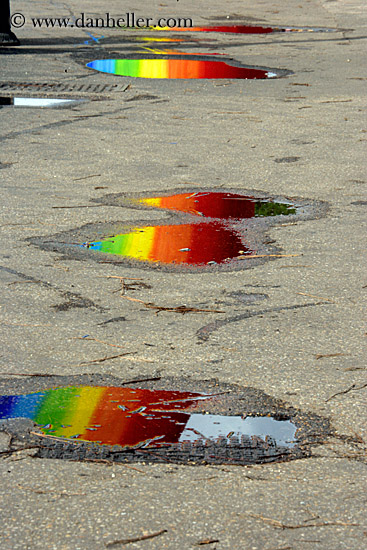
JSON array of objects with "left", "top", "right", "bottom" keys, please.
[
  {"left": 86, "top": 58, "right": 277, "bottom": 79},
  {"left": 0, "top": 97, "right": 86, "bottom": 108},
  {"left": 83, "top": 192, "right": 296, "bottom": 266},
  {"left": 0, "top": 385, "right": 297, "bottom": 449}
]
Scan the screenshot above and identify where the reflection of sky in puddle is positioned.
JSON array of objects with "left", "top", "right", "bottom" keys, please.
[
  {"left": 87, "top": 59, "right": 275, "bottom": 79},
  {"left": 0, "top": 97, "right": 85, "bottom": 108},
  {"left": 0, "top": 386, "right": 297, "bottom": 448},
  {"left": 135, "top": 192, "right": 296, "bottom": 219},
  {"left": 84, "top": 222, "right": 249, "bottom": 265}
]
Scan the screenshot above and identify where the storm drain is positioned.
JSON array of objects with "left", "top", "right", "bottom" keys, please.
[
  {"left": 0, "top": 81, "right": 130, "bottom": 95},
  {"left": 0, "top": 375, "right": 331, "bottom": 466}
]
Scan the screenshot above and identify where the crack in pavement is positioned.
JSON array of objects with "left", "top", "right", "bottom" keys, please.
[
  {"left": 0, "top": 107, "right": 133, "bottom": 143},
  {"left": 0, "top": 265, "right": 104, "bottom": 311},
  {"left": 196, "top": 301, "right": 327, "bottom": 342}
]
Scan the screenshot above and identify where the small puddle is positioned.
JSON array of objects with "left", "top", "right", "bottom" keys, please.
[
  {"left": 0, "top": 386, "right": 297, "bottom": 449},
  {"left": 135, "top": 192, "right": 296, "bottom": 219},
  {"left": 0, "top": 97, "right": 86, "bottom": 108},
  {"left": 84, "top": 222, "right": 251, "bottom": 265},
  {"left": 86, "top": 58, "right": 276, "bottom": 79}
]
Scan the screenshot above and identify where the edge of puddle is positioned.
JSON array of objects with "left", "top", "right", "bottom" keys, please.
[
  {"left": 28, "top": 188, "right": 329, "bottom": 273},
  {"left": 0, "top": 375, "right": 333, "bottom": 466}
]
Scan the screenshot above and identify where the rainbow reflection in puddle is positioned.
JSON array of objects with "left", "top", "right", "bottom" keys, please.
[
  {"left": 157, "top": 25, "right": 275, "bottom": 34},
  {"left": 0, "top": 386, "right": 297, "bottom": 448},
  {"left": 86, "top": 58, "right": 276, "bottom": 79},
  {"left": 135, "top": 192, "right": 296, "bottom": 219},
  {"left": 84, "top": 222, "right": 250, "bottom": 265},
  {"left": 150, "top": 24, "right": 338, "bottom": 34},
  {"left": 82, "top": 192, "right": 296, "bottom": 265}
]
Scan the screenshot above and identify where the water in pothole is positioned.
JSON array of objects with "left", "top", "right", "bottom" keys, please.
[
  {"left": 135, "top": 192, "right": 297, "bottom": 219},
  {"left": 83, "top": 222, "right": 251, "bottom": 265},
  {"left": 0, "top": 386, "right": 297, "bottom": 448},
  {"left": 0, "top": 97, "right": 86, "bottom": 108},
  {"left": 86, "top": 59, "right": 277, "bottom": 79}
]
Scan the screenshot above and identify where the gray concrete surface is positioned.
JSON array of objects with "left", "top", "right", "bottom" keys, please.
[{"left": 0, "top": 0, "right": 366, "bottom": 548}]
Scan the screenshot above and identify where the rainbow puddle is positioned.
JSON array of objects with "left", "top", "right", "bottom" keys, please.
[
  {"left": 85, "top": 222, "right": 250, "bottom": 265},
  {"left": 0, "top": 386, "right": 297, "bottom": 449},
  {"left": 83, "top": 192, "right": 296, "bottom": 266},
  {"left": 86, "top": 58, "right": 276, "bottom": 79},
  {"left": 149, "top": 24, "right": 338, "bottom": 34},
  {"left": 135, "top": 192, "right": 296, "bottom": 219}
]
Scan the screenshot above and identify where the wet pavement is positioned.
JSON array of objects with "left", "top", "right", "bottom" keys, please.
[{"left": 1, "top": 0, "right": 366, "bottom": 548}]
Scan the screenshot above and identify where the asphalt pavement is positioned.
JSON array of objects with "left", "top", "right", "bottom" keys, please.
[{"left": 0, "top": 0, "right": 366, "bottom": 549}]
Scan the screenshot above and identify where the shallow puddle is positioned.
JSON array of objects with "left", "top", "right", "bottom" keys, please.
[
  {"left": 151, "top": 24, "right": 337, "bottom": 34},
  {"left": 84, "top": 222, "right": 250, "bottom": 265},
  {"left": 135, "top": 192, "right": 296, "bottom": 219},
  {"left": 86, "top": 58, "right": 276, "bottom": 79},
  {"left": 0, "top": 97, "right": 85, "bottom": 108},
  {"left": 156, "top": 25, "right": 275, "bottom": 34},
  {"left": 0, "top": 386, "right": 297, "bottom": 448}
]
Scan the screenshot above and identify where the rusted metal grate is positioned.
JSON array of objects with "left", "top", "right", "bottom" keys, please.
[{"left": 0, "top": 81, "right": 129, "bottom": 94}]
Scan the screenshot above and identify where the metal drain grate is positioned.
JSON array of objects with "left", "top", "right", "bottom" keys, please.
[{"left": 0, "top": 81, "right": 129, "bottom": 94}]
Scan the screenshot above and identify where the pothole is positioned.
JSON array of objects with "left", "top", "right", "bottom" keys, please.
[
  {"left": 86, "top": 58, "right": 280, "bottom": 79},
  {"left": 29, "top": 188, "right": 327, "bottom": 271},
  {"left": 0, "top": 376, "right": 331, "bottom": 465},
  {"left": 0, "top": 97, "right": 87, "bottom": 108}
]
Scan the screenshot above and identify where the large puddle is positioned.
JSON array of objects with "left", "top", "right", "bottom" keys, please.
[
  {"left": 0, "top": 386, "right": 297, "bottom": 449},
  {"left": 84, "top": 222, "right": 250, "bottom": 265},
  {"left": 86, "top": 59, "right": 276, "bottom": 79},
  {"left": 82, "top": 192, "right": 296, "bottom": 265}
]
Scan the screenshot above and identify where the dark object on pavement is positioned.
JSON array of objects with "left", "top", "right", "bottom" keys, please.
[{"left": 0, "top": 1, "right": 20, "bottom": 46}]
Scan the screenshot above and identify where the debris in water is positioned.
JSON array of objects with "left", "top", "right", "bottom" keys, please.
[{"left": 0, "top": 386, "right": 297, "bottom": 449}]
